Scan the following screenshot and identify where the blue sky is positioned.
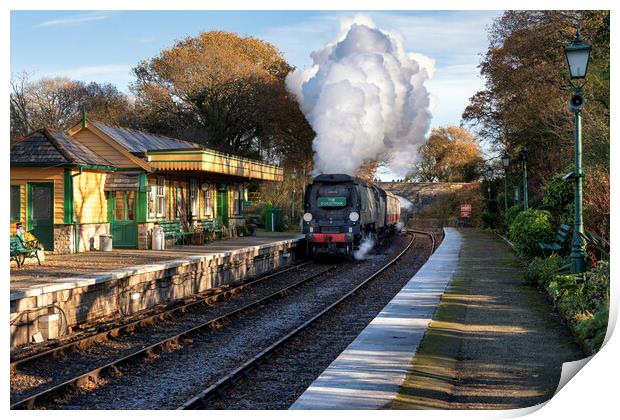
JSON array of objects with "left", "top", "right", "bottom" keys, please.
[{"left": 11, "top": 10, "right": 501, "bottom": 130}]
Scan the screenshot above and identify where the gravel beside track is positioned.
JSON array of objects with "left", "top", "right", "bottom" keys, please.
[
  {"left": 204, "top": 232, "right": 435, "bottom": 409},
  {"left": 13, "top": 231, "right": 422, "bottom": 409}
]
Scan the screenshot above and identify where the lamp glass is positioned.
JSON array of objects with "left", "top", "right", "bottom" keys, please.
[
  {"left": 502, "top": 154, "right": 510, "bottom": 169},
  {"left": 565, "top": 47, "right": 591, "bottom": 79}
]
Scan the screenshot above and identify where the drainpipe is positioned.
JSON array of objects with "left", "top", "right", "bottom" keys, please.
[{"left": 70, "top": 167, "right": 83, "bottom": 253}]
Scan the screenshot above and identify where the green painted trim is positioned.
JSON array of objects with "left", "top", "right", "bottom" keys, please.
[
  {"left": 55, "top": 222, "right": 109, "bottom": 226},
  {"left": 63, "top": 168, "right": 74, "bottom": 224},
  {"left": 10, "top": 185, "right": 21, "bottom": 222},
  {"left": 74, "top": 163, "right": 119, "bottom": 172},
  {"left": 136, "top": 173, "right": 148, "bottom": 223}
]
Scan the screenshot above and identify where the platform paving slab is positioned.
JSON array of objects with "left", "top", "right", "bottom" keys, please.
[
  {"left": 10, "top": 233, "right": 303, "bottom": 298},
  {"left": 10, "top": 234, "right": 303, "bottom": 348},
  {"left": 392, "top": 228, "right": 584, "bottom": 410},
  {"left": 290, "top": 227, "right": 462, "bottom": 410}
]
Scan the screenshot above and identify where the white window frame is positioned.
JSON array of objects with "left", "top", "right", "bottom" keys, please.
[
  {"left": 233, "top": 185, "right": 243, "bottom": 216},
  {"left": 203, "top": 185, "right": 213, "bottom": 218},
  {"left": 156, "top": 176, "right": 166, "bottom": 218},
  {"left": 190, "top": 178, "right": 198, "bottom": 216}
]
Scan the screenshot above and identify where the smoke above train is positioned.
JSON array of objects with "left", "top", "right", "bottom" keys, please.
[{"left": 286, "top": 15, "right": 434, "bottom": 178}]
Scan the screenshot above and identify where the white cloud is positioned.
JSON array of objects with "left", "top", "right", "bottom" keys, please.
[{"left": 37, "top": 12, "right": 111, "bottom": 28}]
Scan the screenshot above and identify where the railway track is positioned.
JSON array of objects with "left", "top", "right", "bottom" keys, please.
[
  {"left": 178, "top": 230, "right": 428, "bottom": 409},
  {"left": 10, "top": 260, "right": 315, "bottom": 372},
  {"left": 10, "top": 260, "right": 346, "bottom": 409},
  {"left": 11, "top": 229, "right": 435, "bottom": 410}
]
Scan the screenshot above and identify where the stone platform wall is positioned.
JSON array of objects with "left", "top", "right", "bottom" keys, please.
[{"left": 10, "top": 238, "right": 302, "bottom": 348}]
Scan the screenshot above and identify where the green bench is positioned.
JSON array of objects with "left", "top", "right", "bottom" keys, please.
[
  {"left": 539, "top": 224, "right": 571, "bottom": 256},
  {"left": 157, "top": 220, "right": 194, "bottom": 245},
  {"left": 195, "top": 218, "right": 225, "bottom": 243},
  {"left": 10, "top": 235, "right": 41, "bottom": 268}
]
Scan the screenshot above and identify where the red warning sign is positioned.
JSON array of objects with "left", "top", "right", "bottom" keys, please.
[{"left": 460, "top": 203, "right": 472, "bottom": 219}]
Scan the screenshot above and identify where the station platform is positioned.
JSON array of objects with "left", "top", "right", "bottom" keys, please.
[
  {"left": 291, "top": 227, "right": 462, "bottom": 409},
  {"left": 291, "top": 227, "right": 583, "bottom": 410},
  {"left": 10, "top": 232, "right": 303, "bottom": 348}
]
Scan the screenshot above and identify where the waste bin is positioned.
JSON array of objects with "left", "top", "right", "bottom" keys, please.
[
  {"left": 152, "top": 225, "right": 165, "bottom": 250},
  {"left": 100, "top": 234, "right": 113, "bottom": 251},
  {"left": 264, "top": 208, "right": 284, "bottom": 232}
]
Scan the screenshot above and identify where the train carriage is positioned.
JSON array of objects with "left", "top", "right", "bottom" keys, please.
[{"left": 302, "top": 174, "right": 401, "bottom": 257}]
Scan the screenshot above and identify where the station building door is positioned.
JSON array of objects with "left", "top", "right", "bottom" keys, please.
[
  {"left": 216, "top": 185, "right": 228, "bottom": 227},
  {"left": 107, "top": 191, "right": 137, "bottom": 248},
  {"left": 27, "top": 182, "right": 54, "bottom": 251}
]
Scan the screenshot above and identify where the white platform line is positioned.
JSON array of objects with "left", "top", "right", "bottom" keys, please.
[{"left": 290, "top": 228, "right": 463, "bottom": 410}]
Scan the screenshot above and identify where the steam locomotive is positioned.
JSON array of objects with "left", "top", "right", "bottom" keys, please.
[{"left": 302, "top": 174, "right": 401, "bottom": 257}]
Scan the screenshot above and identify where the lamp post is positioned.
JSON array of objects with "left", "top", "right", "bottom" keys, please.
[
  {"left": 564, "top": 29, "right": 591, "bottom": 274},
  {"left": 486, "top": 166, "right": 494, "bottom": 202},
  {"left": 291, "top": 168, "right": 297, "bottom": 223},
  {"left": 519, "top": 147, "right": 528, "bottom": 210},
  {"left": 502, "top": 152, "right": 510, "bottom": 224}
]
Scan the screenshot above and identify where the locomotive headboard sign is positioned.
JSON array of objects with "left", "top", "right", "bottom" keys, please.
[{"left": 317, "top": 197, "right": 347, "bottom": 207}]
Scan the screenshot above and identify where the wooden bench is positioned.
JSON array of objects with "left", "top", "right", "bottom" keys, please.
[
  {"left": 157, "top": 220, "right": 194, "bottom": 245},
  {"left": 10, "top": 235, "right": 41, "bottom": 268},
  {"left": 539, "top": 224, "right": 571, "bottom": 256},
  {"left": 195, "top": 218, "right": 224, "bottom": 243}
]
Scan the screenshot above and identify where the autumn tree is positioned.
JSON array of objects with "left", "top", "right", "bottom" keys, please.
[
  {"left": 132, "top": 30, "right": 313, "bottom": 161},
  {"left": 413, "top": 125, "right": 484, "bottom": 182},
  {"left": 462, "top": 11, "right": 609, "bottom": 196},
  {"left": 10, "top": 73, "right": 133, "bottom": 140}
]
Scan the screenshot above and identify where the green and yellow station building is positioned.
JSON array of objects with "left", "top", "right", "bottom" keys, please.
[{"left": 10, "top": 118, "right": 282, "bottom": 253}]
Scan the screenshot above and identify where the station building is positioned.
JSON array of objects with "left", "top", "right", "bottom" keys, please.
[{"left": 10, "top": 118, "right": 282, "bottom": 253}]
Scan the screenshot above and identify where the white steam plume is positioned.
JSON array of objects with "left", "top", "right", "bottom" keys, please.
[
  {"left": 286, "top": 16, "right": 433, "bottom": 177},
  {"left": 354, "top": 236, "right": 375, "bottom": 260},
  {"left": 395, "top": 194, "right": 413, "bottom": 210}
]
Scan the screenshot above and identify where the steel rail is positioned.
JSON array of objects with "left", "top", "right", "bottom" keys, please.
[
  {"left": 177, "top": 231, "right": 422, "bottom": 410},
  {"left": 409, "top": 229, "right": 436, "bottom": 253},
  {"left": 10, "top": 260, "right": 314, "bottom": 373},
  {"left": 11, "top": 260, "right": 347, "bottom": 410}
]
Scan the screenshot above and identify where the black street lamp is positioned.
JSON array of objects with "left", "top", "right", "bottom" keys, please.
[
  {"left": 519, "top": 147, "right": 529, "bottom": 210},
  {"left": 564, "top": 29, "right": 591, "bottom": 274},
  {"left": 291, "top": 168, "right": 297, "bottom": 223},
  {"left": 485, "top": 167, "right": 494, "bottom": 209},
  {"left": 502, "top": 152, "right": 510, "bottom": 224}
]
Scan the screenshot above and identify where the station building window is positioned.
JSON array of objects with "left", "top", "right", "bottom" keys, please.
[
  {"left": 10, "top": 185, "right": 20, "bottom": 221},
  {"left": 233, "top": 185, "right": 244, "bottom": 216},
  {"left": 203, "top": 184, "right": 214, "bottom": 218},
  {"left": 150, "top": 176, "right": 166, "bottom": 218},
  {"left": 176, "top": 186, "right": 184, "bottom": 218},
  {"left": 190, "top": 178, "right": 198, "bottom": 216}
]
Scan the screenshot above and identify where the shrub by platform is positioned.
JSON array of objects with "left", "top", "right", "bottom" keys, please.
[
  {"left": 545, "top": 261, "right": 610, "bottom": 354},
  {"left": 508, "top": 209, "right": 554, "bottom": 260}
]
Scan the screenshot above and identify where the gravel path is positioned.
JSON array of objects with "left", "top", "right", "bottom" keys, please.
[{"left": 17, "top": 232, "right": 414, "bottom": 409}]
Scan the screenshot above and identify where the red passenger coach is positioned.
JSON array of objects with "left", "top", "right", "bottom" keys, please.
[{"left": 386, "top": 191, "right": 401, "bottom": 225}]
